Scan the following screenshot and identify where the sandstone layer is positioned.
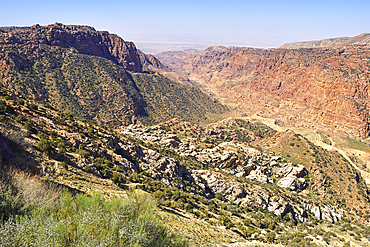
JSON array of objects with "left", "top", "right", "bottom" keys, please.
[{"left": 158, "top": 45, "right": 370, "bottom": 138}]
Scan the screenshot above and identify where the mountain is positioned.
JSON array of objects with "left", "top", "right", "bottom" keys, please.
[
  {"left": 1, "top": 85, "right": 370, "bottom": 246},
  {"left": 157, "top": 45, "right": 370, "bottom": 139},
  {"left": 3, "top": 24, "right": 370, "bottom": 246},
  {"left": 280, "top": 33, "right": 370, "bottom": 49},
  {"left": 0, "top": 23, "right": 228, "bottom": 127},
  {"left": 0, "top": 23, "right": 142, "bottom": 72}
]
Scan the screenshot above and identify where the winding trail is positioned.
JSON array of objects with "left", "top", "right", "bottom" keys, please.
[{"left": 240, "top": 114, "right": 370, "bottom": 185}]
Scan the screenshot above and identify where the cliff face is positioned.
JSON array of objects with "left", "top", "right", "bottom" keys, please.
[
  {"left": 158, "top": 45, "right": 370, "bottom": 138},
  {"left": 0, "top": 23, "right": 142, "bottom": 72}
]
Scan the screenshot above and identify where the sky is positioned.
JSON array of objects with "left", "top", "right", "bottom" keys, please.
[{"left": 1, "top": 0, "right": 370, "bottom": 52}]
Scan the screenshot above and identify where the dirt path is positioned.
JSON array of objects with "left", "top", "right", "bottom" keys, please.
[{"left": 241, "top": 114, "right": 370, "bottom": 185}]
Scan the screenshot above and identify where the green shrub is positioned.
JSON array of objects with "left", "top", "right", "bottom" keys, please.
[
  {"left": 28, "top": 103, "right": 38, "bottom": 110},
  {"left": 0, "top": 100, "right": 6, "bottom": 114},
  {"left": 61, "top": 161, "right": 68, "bottom": 170},
  {"left": 16, "top": 99, "right": 25, "bottom": 105},
  {"left": 37, "top": 139, "right": 55, "bottom": 156},
  {"left": 76, "top": 149, "right": 90, "bottom": 159},
  {"left": 266, "top": 231, "right": 276, "bottom": 243},
  {"left": 111, "top": 172, "right": 124, "bottom": 184},
  {"left": 215, "top": 193, "right": 226, "bottom": 201},
  {"left": 0, "top": 170, "right": 60, "bottom": 222},
  {"left": 0, "top": 188, "right": 188, "bottom": 247},
  {"left": 220, "top": 215, "right": 234, "bottom": 229},
  {"left": 15, "top": 114, "right": 27, "bottom": 122},
  {"left": 84, "top": 165, "right": 92, "bottom": 173},
  {"left": 5, "top": 105, "right": 14, "bottom": 114},
  {"left": 24, "top": 119, "right": 37, "bottom": 134}
]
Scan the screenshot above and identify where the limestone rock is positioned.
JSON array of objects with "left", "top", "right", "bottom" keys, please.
[{"left": 277, "top": 176, "right": 307, "bottom": 190}]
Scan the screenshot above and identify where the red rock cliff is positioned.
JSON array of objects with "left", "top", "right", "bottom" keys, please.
[{"left": 159, "top": 45, "right": 370, "bottom": 138}]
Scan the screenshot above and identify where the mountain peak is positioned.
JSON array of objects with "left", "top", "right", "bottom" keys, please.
[{"left": 0, "top": 23, "right": 142, "bottom": 72}]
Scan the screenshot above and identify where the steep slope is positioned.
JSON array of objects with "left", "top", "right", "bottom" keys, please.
[
  {"left": 0, "top": 24, "right": 228, "bottom": 126},
  {"left": 133, "top": 72, "right": 227, "bottom": 125},
  {"left": 159, "top": 45, "right": 370, "bottom": 139},
  {"left": 280, "top": 33, "right": 370, "bottom": 49},
  {"left": 0, "top": 44, "right": 146, "bottom": 126},
  {"left": 2, "top": 86, "right": 370, "bottom": 246},
  {"left": 0, "top": 23, "right": 142, "bottom": 72}
]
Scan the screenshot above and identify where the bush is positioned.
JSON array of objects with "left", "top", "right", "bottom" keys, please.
[
  {"left": 220, "top": 215, "right": 234, "bottom": 229},
  {"left": 83, "top": 165, "right": 92, "bottom": 172},
  {"left": 0, "top": 100, "right": 6, "bottom": 114},
  {"left": 61, "top": 161, "right": 68, "bottom": 170},
  {"left": 27, "top": 103, "right": 38, "bottom": 110},
  {"left": 24, "top": 119, "right": 37, "bottom": 134},
  {"left": 215, "top": 193, "right": 226, "bottom": 201},
  {"left": 0, "top": 170, "right": 60, "bottom": 222},
  {"left": 15, "top": 114, "right": 27, "bottom": 122},
  {"left": 37, "top": 139, "right": 55, "bottom": 156},
  {"left": 111, "top": 172, "right": 124, "bottom": 184},
  {"left": 266, "top": 231, "right": 276, "bottom": 243},
  {"left": 76, "top": 149, "right": 90, "bottom": 159},
  {"left": 5, "top": 105, "right": 14, "bottom": 114},
  {"left": 16, "top": 99, "right": 25, "bottom": 105},
  {"left": 0, "top": 184, "right": 188, "bottom": 247}
]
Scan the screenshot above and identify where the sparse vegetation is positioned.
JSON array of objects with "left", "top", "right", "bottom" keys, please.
[
  {"left": 0, "top": 170, "right": 187, "bottom": 247},
  {"left": 1, "top": 36, "right": 370, "bottom": 246}
]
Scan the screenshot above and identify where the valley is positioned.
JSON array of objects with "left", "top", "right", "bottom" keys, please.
[
  {"left": 1, "top": 24, "right": 370, "bottom": 246},
  {"left": 157, "top": 44, "right": 370, "bottom": 139}
]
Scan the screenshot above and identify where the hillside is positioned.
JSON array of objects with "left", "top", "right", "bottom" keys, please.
[
  {"left": 157, "top": 45, "right": 370, "bottom": 139},
  {"left": 0, "top": 23, "right": 142, "bottom": 72},
  {"left": 0, "top": 23, "right": 228, "bottom": 127},
  {"left": 280, "top": 33, "right": 370, "bottom": 49},
  {"left": 1, "top": 85, "right": 370, "bottom": 246}
]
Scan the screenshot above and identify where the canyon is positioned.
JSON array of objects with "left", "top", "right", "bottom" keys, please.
[
  {"left": 2, "top": 24, "right": 370, "bottom": 246},
  {"left": 157, "top": 44, "right": 370, "bottom": 139}
]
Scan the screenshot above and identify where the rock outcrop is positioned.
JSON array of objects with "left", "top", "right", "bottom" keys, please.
[
  {"left": 119, "top": 124, "right": 342, "bottom": 223},
  {"left": 192, "top": 169, "right": 341, "bottom": 223},
  {"left": 0, "top": 23, "right": 142, "bottom": 72}
]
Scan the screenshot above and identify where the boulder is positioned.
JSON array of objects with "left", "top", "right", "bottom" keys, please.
[
  {"left": 277, "top": 176, "right": 307, "bottom": 190},
  {"left": 310, "top": 206, "right": 321, "bottom": 221},
  {"left": 246, "top": 169, "right": 273, "bottom": 183},
  {"left": 289, "top": 165, "right": 308, "bottom": 178}
]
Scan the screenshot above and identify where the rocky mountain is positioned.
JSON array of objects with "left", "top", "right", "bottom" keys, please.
[
  {"left": 0, "top": 23, "right": 142, "bottom": 72},
  {"left": 0, "top": 23, "right": 228, "bottom": 127},
  {"left": 1, "top": 85, "right": 370, "bottom": 246},
  {"left": 280, "top": 33, "right": 370, "bottom": 49},
  {"left": 157, "top": 45, "right": 370, "bottom": 139},
  {"left": 3, "top": 24, "right": 370, "bottom": 246}
]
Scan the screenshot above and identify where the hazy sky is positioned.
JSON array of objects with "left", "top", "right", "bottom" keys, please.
[{"left": 1, "top": 0, "right": 370, "bottom": 50}]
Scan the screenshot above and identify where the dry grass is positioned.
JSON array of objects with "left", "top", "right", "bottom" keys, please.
[{"left": 9, "top": 169, "right": 61, "bottom": 209}]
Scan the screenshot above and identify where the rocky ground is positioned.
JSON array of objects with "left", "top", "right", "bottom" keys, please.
[{"left": 1, "top": 87, "right": 370, "bottom": 246}]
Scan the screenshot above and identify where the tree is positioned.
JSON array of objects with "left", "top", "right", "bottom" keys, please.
[{"left": 37, "top": 139, "right": 55, "bottom": 156}]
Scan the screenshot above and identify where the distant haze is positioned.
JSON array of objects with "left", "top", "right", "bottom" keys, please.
[
  {"left": 136, "top": 43, "right": 209, "bottom": 55},
  {"left": 1, "top": 0, "right": 370, "bottom": 51}
]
